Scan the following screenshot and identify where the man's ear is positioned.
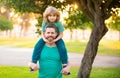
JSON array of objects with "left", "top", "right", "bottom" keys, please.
[
  {"left": 43, "top": 32, "right": 45, "bottom": 37},
  {"left": 55, "top": 32, "right": 58, "bottom": 37},
  {"left": 43, "top": 32, "right": 45, "bottom": 34}
]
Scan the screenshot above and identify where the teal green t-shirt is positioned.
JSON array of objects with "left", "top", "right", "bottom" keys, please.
[
  {"left": 38, "top": 44, "right": 62, "bottom": 78},
  {"left": 41, "top": 21, "right": 64, "bottom": 33}
]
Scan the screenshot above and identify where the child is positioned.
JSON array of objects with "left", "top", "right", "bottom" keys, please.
[{"left": 31, "top": 6, "right": 68, "bottom": 67}]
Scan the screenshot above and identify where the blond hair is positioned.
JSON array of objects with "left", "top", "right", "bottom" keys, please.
[{"left": 43, "top": 6, "right": 60, "bottom": 22}]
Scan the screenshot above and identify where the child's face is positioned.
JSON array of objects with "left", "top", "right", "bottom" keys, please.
[{"left": 47, "top": 13, "right": 57, "bottom": 22}]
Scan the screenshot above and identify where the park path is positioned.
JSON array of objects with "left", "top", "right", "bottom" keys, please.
[{"left": 0, "top": 46, "right": 120, "bottom": 67}]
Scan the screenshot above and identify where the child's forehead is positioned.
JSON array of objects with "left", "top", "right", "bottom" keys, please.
[{"left": 48, "top": 13, "right": 57, "bottom": 15}]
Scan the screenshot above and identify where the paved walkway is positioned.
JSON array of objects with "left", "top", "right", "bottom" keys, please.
[{"left": 0, "top": 46, "right": 120, "bottom": 67}]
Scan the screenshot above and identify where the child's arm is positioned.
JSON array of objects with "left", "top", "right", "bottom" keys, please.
[{"left": 53, "top": 32, "right": 63, "bottom": 42}]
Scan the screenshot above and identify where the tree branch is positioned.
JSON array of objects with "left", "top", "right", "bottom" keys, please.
[
  {"left": 79, "top": 0, "right": 94, "bottom": 22},
  {"left": 87, "top": 0, "right": 95, "bottom": 20},
  {"left": 102, "top": 0, "right": 113, "bottom": 19}
]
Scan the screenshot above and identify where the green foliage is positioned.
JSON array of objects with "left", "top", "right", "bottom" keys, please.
[
  {"left": 35, "top": 16, "right": 43, "bottom": 35},
  {"left": 108, "top": 8, "right": 120, "bottom": 31},
  {"left": 0, "top": 17, "right": 13, "bottom": 31},
  {"left": 109, "top": 15, "right": 120, "bottom": 31},
  {"left": 1, "top": 0, "right": 66, "bottom": 14},
  {"left": 65, "top": 10, "right": 93, "bottom": 30}
]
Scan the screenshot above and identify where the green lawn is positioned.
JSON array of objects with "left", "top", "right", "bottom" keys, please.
[
  {"left": 0, "top": 36, "right": 120, "bottom": 56},
  {"left": 0, "top": 66, "right": 120, "bottom": 78}
]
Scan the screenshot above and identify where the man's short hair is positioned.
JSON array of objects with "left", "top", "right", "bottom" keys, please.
[{"left": 45, "top": 23, "right": 57, "bottom": 33}]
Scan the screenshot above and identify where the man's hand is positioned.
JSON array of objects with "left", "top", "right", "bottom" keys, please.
[
  {"left": 61, "top": 65, "right": 70, "bottom": 75},
  {"left": 28, "top": 62, "right": 39, "bottom": 71}
]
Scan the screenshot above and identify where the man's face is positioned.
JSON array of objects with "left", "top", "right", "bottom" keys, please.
[{"left": 44, "top": 27, "right": 57, "bottom": 42}]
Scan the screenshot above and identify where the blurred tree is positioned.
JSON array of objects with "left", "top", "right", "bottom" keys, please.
[
  {"left": 0, "top": 4, "right": 35, "bottom": 36},
  {"left": 1, "top": 0, "right": 120, "bottom": 78},
  {"left": 35, "top": 16, "right": 43, "bottom": 36},
  {"left": 0, "top": 5, "right": 13, "bottom": 36},
  {"left": 108, "top": 8, "right": 120, "bottom": 40},
  {"left": 0, "top": 0, "right": 65, "bottom": 13},
  {"left": 65, "top": 10, "right": 92, "bottom": 39},
  {"left": 0, "top": 5, "right": 10, "bottom": 19},
  {"left": 0, "top": 17, "right": 13, "bottom": 31},
  {"left": 19, "top": 13, "right": 31, "bottom": 36}
]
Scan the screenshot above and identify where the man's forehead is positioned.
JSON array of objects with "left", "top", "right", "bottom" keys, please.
[{"left": 46, "top": 28, "right": 55, "bottom": 32}]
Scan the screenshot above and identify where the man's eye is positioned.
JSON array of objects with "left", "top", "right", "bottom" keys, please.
[
  {"left": 53, "top": 15, "right": 56, "bottom": 17},
  {"left": 51, "top": 32, "right": 54, "bottom": 34},
  {"left": 48, "top": 15, "right": 51, "bottom": 17}
]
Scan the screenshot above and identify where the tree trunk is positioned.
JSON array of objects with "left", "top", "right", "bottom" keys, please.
[{"left": 77, "top": 15, "right": 108, "bottom": 78}]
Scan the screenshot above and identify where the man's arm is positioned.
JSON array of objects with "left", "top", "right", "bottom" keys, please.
[
  {"left": 28, "top": 62, "right": 39, "bottom": 71},
  {"left": 61, "top": 61, "right": 71, "bottom": 75}
]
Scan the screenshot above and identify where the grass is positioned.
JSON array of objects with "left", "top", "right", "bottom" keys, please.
[
  {"left": 0, "top": 66, "right": 120, "bottom": 78},
  {"left": 0, "top": 36, "right": 120, "bottom": 56},
  {"left": 98, "top": 39, "right": 120, "bottom": 56},
  {"left": 90, "top": 67, "right": 120, "bottom": 78},
  {"left": 0, "top": 36, "right": 37, "bottom": 48},
  {"left": 0, "top": 66, "right": 38, "bottom": 78}
]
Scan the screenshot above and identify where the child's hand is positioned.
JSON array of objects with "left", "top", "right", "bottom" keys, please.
[
  {"left": 52, "top": 39, "right": 57, "bottom": 43},
  {"left": 44, "top": 39, "right": 49, "bottom": 43},
  {"left": 28, "top": 62, "right": 39, "bottom": 71}
]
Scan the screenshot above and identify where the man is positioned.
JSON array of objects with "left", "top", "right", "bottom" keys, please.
[{"left": 29, "top": 23, "right": 70, "bottom": 78}]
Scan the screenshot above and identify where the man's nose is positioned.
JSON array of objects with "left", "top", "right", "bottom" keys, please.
[{"left": 49, "top": 33, "right": 52, "bottom": 36}]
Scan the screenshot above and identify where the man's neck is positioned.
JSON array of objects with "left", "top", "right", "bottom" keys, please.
[{"left": 46, "top": 43, "right": 56, "bottom": 47}]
